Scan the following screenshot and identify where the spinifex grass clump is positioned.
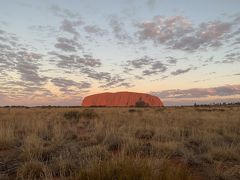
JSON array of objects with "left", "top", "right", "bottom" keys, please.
[
  {"left": 64, "top": 111, "right": 80, "bottom": 121},
  {"left": 64, "top": 109, "right": 98, "bottom": 122},
  {"left": 80, "top": 109, "right": 99, "bottom": 119}
]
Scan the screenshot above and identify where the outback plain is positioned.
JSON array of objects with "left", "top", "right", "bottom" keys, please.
[{"left": 0, "top": 106, "right": 239, "bottom": 180}]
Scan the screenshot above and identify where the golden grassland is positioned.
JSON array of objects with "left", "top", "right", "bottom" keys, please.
[{"left": 0, "top": 106, "right": 239, "bottom": 180}]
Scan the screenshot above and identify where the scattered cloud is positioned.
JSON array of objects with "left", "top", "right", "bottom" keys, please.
[
  {"left": 109, "top": 16, "right": 133, "bottom": 44},
  {"left": 217, "top": 52, "right": 240, "bottom": 63},
  {"left": 166, "top": 56, "right": 178, "bottom": 64},
  {"left": 136, "top": 16, "right": 192, "bottom": 45},
  {"left": 50, "top": 4, "right": 80, "bottom": 19},
  {"left": 0, "top": 30, "right": 51, "bottom": 100},
  {"left": 146, "top": 0, "right": 160, "bottom": 8},
  {"left": 51, "top": 78, "right": 91, "bottom": 94},
  {"left": 124, "top": 56, "right": 168, "bottom": 76},
  {"left": 151, "top": 84, "right": 240, "bottom": 99},
  {"left": 99, "top": 75, "right": 132, "bottom": 88},
  {"left": 54, "top": 37, "right": 83, "bottom": 52},
  {"left": 135, "top": 16, "right": 238, "bottom": 51},
  {"left": 15, "top": 52, "right": 47, "bottom": 86},
  {"left": 60, "top": 19, "right": 83, "bottom": 37},
  {"left": 48, "top": 50, "right": 133, "bottom": 89},
  {"left": 51, "top": 53, "right": 101, "bottom": 70},
  {"left": 171, "top": 68, "right": 192, "bottom": 76},
  {"left": 84, "top": 25, "right": 108, "bottom": 36},
  {"left": 29, "top": 25, "right": 58, "bottom": 36}
]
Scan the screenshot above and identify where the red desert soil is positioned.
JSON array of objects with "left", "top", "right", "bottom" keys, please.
[{"left": 82, "top": 92, "right": 163, "bottom": 107}]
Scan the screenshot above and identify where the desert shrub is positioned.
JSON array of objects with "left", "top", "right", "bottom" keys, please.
[
  {"left": 0, "top": 122, "right": 15, "bottom": 150},
  {"left": 76, "top": 157, "right": 152, "bottom": 180},
  {"left": 21, "top": 134, "right": 58, "bottom": 162},
  {"left": 156, "top": 142, "right": 184, "bottom": 159},
  {"left": 211, "top": 147, "right": 240, "bottom": 162},
  {"left": 158, "top": 161, "right": 193, "bottom": 180},
  {"left": 222, "top": 165, "right": 240, "bottom": 180},
  {"left": 212, "top": 162, "right": 240, "bottom": 180},
  {"left": 135, "top": 128, "right": 155, "bottom": 140},
  {"left": 103, "top": 133, "right": 124, "bottom": 152},
  {"left": 180, "top": 127, "right": 192, "bottom": 138},
  {"left": 17, "top": 161, "right": 49, "bottom": 180},
  {"left": 135, "top": 98, "right": 149, "bottom": 107},
  {"left": 79, "top": 146, "right": 110, "bottom": 165},
  {"left": 126, "top": 141, "right": 160, "bottom": 157},
  {"left": 129, "top": 109, "right": 136, "bottom": 112},
  {"left": 155, "top": 108, "right": 166, "bottom": 112},
  {"left": 21, "top": 134, "right": 44, "bottom": 161},
  {"left": 76, "top": 157, "right": 193, "bottom": 180},
  {"left": 184, "top": 138, "right": 208, "bottom": 154},
  {"left": 64, "top": 111, "right": 80, "bottom": 122},
  {"left": 50, "top": 158, "right": 76, "bottom": 177},
  {"left": 80, "top": 109, "right": 98, "bottom": 119}
]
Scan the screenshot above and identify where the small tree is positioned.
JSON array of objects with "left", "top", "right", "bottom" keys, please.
[{"left": 135, "top": 98, "right": 149, "bottom": 107}]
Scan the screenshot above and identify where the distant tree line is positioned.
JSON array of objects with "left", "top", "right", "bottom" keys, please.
[{"left": 194, "top": 102, "right": 240, "bottom": 107}]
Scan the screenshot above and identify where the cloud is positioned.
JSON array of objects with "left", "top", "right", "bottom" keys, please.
[
  {"left": 80, "top": 68, "right": 111, "bottom": 80},
  {"left": 99, "top": 75, "right": 124, "bottom": 88},
  {"left": 109, "top": 16, "right": 133, "bottom": 44},
  {"left": 151, "top": 84, "right": 240, "bottom": 99},
  {"left": 172, "top": 21, "right": 232, "bottom": 51},
  {"left": 135, "top": 16, "right": 237, "bottom": 51},
  {"left": 0, "top": 30, "right": 51, "bottom": 101},
  {"left": 146, "top": 0, "right": 159, "bottom": 8},
  {"left": 51, "top": 78, "right": 91, "bottom": 94},
  {"left": 60, "top": 19, "right": 83, "bottom": 37},
  {"left": 49, "top": 51, "right": 132, "bottom": 88},
  {"left": 217, "top": 52, "right": 240, "bottom": 63},
  {"left": 84, "top": 25, "right": 108, "bottom": 36},
  {"left": 54, "top": 37, "right": 82, "bottom": 52},
  {"left": 232, "top": 37, "right": 240, "bottom": 45},
  {"left": 0, "top": 43, "right": 12, "bottom": 50},
  {"left": 51, "top": 53, "right": 101, "bottom": 70},
  {"left": 79, "top": 68, "right": 132, "bottom": 88},
  {"left": 136, "top": 16, "right": 192, "bottom": 43},
  {"left": 49, "top": 52, "right": 132, "bottom": 87},
  {"left": 29, "top": 25, "right": 57, "bottom": 36},
  {"left": 124, "top": 56, "right": 167, "bottom": 76},
  {"left": 16, "top": 57, "right": 47, "bottom": 85},
  {"left": 166, "top": 56, "right": 178, "bottom": 64},
  {"left": 171, "top": 68, "right": 192, "bottom": 76},
  {"left": 0, "top": 32, "right": 46, "bottom": 86},
  {"left": 0, "top": 29, "right": 6, "bottom": 34},
  {"left": 4, "top": 50, "right": 47, "bottom": 87},
  {"left": 50, "top": 4, "right": 80, "bottom": 19},
  {"left": 99, "top": 75, "right": 132, "bottom": 88}
]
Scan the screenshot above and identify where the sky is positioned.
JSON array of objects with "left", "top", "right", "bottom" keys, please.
[{"left": 0, "top": 0, "right": 240, "bottom": 106}]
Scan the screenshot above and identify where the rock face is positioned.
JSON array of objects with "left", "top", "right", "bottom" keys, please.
[{"left": 82, "top": 92, "right": 163, "bottom": 107}]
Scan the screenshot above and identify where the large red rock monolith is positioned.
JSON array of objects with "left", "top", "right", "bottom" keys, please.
[{"left": 82, "top": 92, "right": 163, "bottom": 107}]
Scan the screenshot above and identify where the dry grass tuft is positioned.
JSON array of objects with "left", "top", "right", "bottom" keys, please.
[
  {"left": 103, "top": 133, "right": 125, "bottom": 152},
  {"left": 17, "top": 161, "right": 50, "bottom": 180},
  {"left": 135, "top": 128, "right": 155, "bottom": 140},
  {"left": 0, "top": 121, "right": 15, "bottom": 150}
]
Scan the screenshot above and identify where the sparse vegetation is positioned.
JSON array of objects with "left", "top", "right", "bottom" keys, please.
[
  {"left": 0, "top": 106, "right": 239, "bottom": 179},
  {"left": 135, "top": 98, "right": 149, "bottom": 107}
]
